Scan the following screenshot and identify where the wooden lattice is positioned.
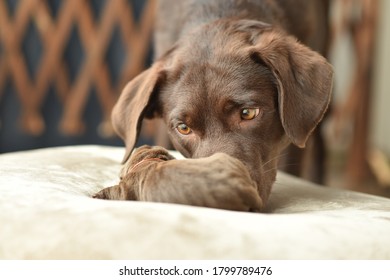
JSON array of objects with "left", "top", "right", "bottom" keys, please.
[{"left": 0, "top": 0, "right": 155, "bottom": 137}]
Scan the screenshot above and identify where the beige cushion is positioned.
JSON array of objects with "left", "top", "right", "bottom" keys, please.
[{"left": 0, "top": 145, "right": 389, "bottom": 259}]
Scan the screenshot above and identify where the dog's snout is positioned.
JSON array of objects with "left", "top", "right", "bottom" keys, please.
[
  {"left": 193, "top": 141, "right": 253, "bottom": 170},
  {"left": 193, "top": 141, "right": 264, "bottom": 192},
  {"left": 192, "top": 140, "right": 232, "bottom": 159},
  {"left": 192, "top": 147, "right": 214, "bottom": 159}
]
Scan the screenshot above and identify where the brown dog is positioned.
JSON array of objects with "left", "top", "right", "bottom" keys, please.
[
  {"left": 93, "top": 145, "right": 262, "bottom": 212},
  {"left": 111, "top": 0, "right": 333, "bottom": 206}
]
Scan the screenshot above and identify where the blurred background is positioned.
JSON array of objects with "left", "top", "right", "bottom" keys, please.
[{"left": 0, "top": 0, "right": 389, "bottom": 197}]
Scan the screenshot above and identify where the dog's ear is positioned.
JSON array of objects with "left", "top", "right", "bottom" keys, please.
[
  {"left": 112, "top": 63, "right": 165, "bottom": 163},
  {"left": 250, "top": 29, "right": 333, "bottom": 147}
]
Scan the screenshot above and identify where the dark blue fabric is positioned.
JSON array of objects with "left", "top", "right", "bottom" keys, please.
[{"left": 0, "top": 0, "right": 154, "bottom": 153}]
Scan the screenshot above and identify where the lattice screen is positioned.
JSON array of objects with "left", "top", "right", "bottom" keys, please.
[{"left": 0, "top": 0, "right": 155, "bottom": 139}]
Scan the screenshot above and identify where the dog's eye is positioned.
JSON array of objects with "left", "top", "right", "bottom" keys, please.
[
  {"left": 177, "top": 123, "right": 192, "bottom": 135},
  {"left": 240, "top": 108, "right": 260, "bottom": 120}
]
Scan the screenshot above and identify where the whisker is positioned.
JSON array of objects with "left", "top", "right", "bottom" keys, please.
[
  {"left": 263, "top": 163, "right": 301, "bottom": 174},
  {"left": 263, "top": 167, "right": 278, "bottom": 175},
  {"left": 277, "top": 162, "right": 301, "bottom": 169},
  {"left": 261, "top": 152, "right": 289, "bottom": 167}
]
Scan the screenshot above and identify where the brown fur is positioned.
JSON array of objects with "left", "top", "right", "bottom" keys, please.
[
  {"left": 111, "top": 0, "right": 333, "bottom": 206},
  {"left": 93, "top": 145, "right": 262, "bottom": 212}
]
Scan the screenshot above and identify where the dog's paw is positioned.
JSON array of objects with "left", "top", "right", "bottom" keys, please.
[
  {"left": 92, "top": 189, "right": 108, "bottom": 199},
  {"left": 192, "top": 154, "right": 264, "bottom": 212},
  {"left": 231, "top": 185, "right": 264, "bottom": 212},
  {"left": 196, "top": 181, "right": 263, "bottom": 212},
  {"left": 120, "top": 145, "right": 175, "bottom": 178},
  {"left": 140, "top": 154, "right": 264, "bottom": 212},
  {"left": 92, "top": 185, "right": 121, "bottom": 200}
]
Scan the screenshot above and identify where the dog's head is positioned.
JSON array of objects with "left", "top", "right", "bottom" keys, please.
[{"left": 112, "top": 20, "right": 333, "bottom": 200}]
